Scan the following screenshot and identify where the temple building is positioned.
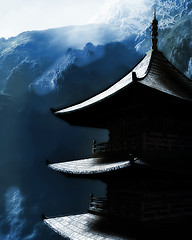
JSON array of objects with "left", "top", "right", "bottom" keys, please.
[{"left": 43, "top": 13, "right": 192, "bottom": 239}]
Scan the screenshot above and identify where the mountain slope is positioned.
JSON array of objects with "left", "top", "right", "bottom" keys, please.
[{"left": 0, "top": 1, "right": 191, "bottom": 106}]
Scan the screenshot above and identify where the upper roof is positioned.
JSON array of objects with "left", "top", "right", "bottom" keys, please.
[
  {"left": 140, "top": 50, "right": 192, "bottom": 100},
  {"left": 52, "top": 12, "right": 192, "bottom": 125},
  {"left": 53, "top": 50, "right": 192, "bottom": 120}
]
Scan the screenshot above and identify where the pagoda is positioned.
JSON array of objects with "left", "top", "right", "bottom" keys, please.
[{"left": 43, "top": 13, "right": 192, "bottom": 239}]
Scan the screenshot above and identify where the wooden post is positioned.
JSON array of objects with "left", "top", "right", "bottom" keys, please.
[
  {"left": 89, "top": 193, "right": 94, "bottom": 209},
  {"left": 92, "top": 140, "right": 96, "bottom": 154}
]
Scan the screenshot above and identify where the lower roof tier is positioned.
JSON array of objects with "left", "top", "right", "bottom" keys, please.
[
  {"left": 48, "top": 156, "right": 192, "bottom": 179},
  {"left": 48, "top": 157, "right": 141, "bottom": 175},
  {"left": 44, "top": 213, "right": 128, "bottom": 240},
  {"left": 44, "top": 212, "right": 192, "bottom": 240}
]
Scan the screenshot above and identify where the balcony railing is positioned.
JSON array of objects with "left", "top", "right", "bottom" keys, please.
[
  {"left": 88, "top": 194, "right": 108, "bottom": 215},
  {"left": 92, "top": 140, "right": 110, "bottom": 156}
]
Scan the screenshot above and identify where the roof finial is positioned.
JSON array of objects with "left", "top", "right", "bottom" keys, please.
[
  {"left": 152, "top": 7, "right": 158, "bottom": 51},
  {"left": 154, "top": 7, "right": 156, "bottom": 19}
]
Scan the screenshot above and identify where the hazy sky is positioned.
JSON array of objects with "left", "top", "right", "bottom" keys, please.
[{"left": 0, "top": 0, "right": 105, "bottom": 38}]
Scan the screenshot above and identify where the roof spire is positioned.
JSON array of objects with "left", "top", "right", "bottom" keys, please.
[
  {"left": 152, "top": 7, "right": 158, "bottom": 51},
  {"left": 154, "top": 7, "right": 156, "bottom": 19}
]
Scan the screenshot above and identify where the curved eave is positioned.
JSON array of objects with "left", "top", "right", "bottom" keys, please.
[
  {"left": 48, "top": 158, "right": 132, "bottom": 175},
  {"left": 53, "top": 52, "right": 151, "bottom": 116}
]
